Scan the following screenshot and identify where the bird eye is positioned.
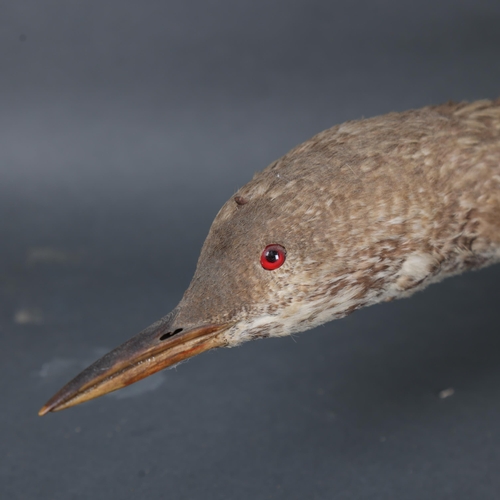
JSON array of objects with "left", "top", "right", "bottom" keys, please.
[{"left": 260, "top": 244, "right": 286, "bottom": 270}]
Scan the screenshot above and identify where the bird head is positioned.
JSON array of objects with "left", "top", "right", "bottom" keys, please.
[{"left": 39, "top": 111, "right": 452, "bottom": 415}]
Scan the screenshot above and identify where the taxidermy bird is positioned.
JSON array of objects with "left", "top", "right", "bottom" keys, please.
[{"left": 39, "top": 99, "right": 500, "bottom": 415}]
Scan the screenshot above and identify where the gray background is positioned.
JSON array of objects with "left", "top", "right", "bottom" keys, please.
[{"left": 2, "top": 1, "right": 500, "bottom": 498}]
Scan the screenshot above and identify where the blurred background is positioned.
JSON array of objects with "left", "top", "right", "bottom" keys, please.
[{"left": 2, "top": 1, "right": 500, "bottom": 498}]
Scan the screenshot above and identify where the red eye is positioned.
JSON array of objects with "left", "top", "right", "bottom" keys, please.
[{"left": 260, "top": 244, "right": 286, "bottom": 270}]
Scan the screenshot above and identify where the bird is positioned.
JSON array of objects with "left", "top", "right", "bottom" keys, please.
[{"left": 39, "top": 99, "right": 500, "bottom": 416}]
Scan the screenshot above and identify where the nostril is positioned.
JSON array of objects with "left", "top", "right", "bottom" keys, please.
[{"left": 159, "top": 328, "right": 183, "bottom": 341}]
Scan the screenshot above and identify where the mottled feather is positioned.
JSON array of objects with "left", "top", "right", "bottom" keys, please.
[{"left": 176, "top": 99, "right": 500, "bottom": 346}]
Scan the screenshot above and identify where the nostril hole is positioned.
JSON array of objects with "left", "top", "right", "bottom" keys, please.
[{"left": 159, "top": 328, "right": 183, "bottom": 341}]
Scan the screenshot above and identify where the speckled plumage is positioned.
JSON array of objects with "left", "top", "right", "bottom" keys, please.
[
  {"left": 176, "top": 99, "right": 500, "bottom": 346},
  {"left": 39, "top": 99, "right": 500, "bottom": 414}
]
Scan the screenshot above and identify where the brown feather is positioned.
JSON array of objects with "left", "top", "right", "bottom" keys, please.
[{"left": 175, "top": 99, "right": 500, "bottom": 345}]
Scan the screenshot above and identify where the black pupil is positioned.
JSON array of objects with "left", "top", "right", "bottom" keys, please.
[{"left": 265, "top": 250, "right": 280, "bottom": 262}]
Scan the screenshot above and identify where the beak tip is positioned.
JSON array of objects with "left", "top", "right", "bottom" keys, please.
[
  {"left": 38, "top": 397, "right": 61, "bottom": 416},
  {"left": 38, "top": 405, "right": 50, "bottom": 417}
]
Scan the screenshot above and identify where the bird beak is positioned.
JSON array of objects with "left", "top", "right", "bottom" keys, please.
[{"left": 38, "top": 312, "right": 232, "bottom": 415}]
